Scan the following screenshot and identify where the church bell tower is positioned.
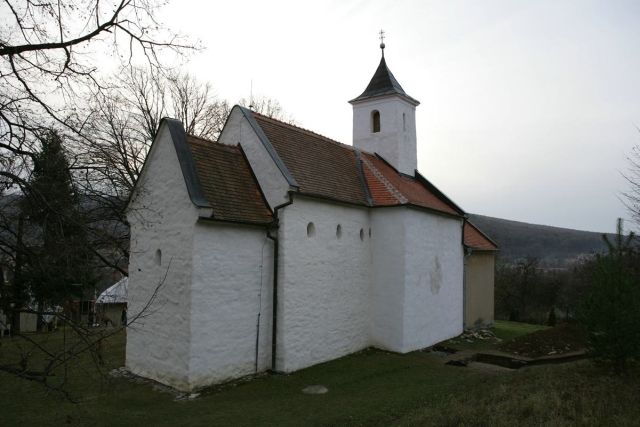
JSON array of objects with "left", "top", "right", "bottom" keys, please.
[{"left": 350, "top": 34, "right": 420, "bottom": 175}]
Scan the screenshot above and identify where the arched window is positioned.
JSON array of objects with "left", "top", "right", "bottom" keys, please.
[
  {"left": 155, "top": 249, "right": 162, "bottom": 266},
  {"left": 336, "top": 224, "right": 342, "bottom": 239},
  {"left": 359, "top": 228, "right": 364, "bottom": 241},
  {"left": 372, "top": 110, "right": 381, "bottom": 133},
  {"left": 307, "top": 222, "right": 316, "bottom": 237}
]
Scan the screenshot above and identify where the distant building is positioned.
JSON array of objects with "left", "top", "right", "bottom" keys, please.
[{"left": 126, "top": 45, "right": 497, "bottom": 391}]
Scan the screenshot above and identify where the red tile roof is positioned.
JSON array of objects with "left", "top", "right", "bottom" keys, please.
[
  {"left": 464, "top": 221, "right": 498, "bottom": 251},
  {"left": 251, "top": 111, "right": 463, "bottom": 217},
  {"left": 186, "top": 136, "right": 273, "bottom": 225},
  {"left": 180, "top": 109, "right": 465, "bottom": 223},
  {"left": 360, "top": 153, "right": 460, "bottom": 215},
  {"left": 253, "top": 114, "right": 369, "bottom": 205}
]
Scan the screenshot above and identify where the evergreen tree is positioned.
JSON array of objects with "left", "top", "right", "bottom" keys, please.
[
  {"left": 21, "top": 131, "right": 96, "bottom": 307},
  {"left": 580, "top": 219, "right": 640, "bottom": 373}
]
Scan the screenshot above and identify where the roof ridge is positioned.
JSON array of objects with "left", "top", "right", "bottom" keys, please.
[
  {"left": 361, "top": 155, "right": 408, "bottom": 204},
  {"left": 251, "top": 111, "right": 355, "bottom": 151},
  {"left": 250, "top": 111, "right": 390, "bottom": 161},
  {"left": 187, "top": 136, "right": 238, "bottom": 152},
  {"left": 186, "top": 134, "right": 218, "bottom": 144}
]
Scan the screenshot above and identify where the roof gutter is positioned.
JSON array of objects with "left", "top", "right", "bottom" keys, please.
[{"left": 266, "top": 193, "right": 294, "bottom": 373}]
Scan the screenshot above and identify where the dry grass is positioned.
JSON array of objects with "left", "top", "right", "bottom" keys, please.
[
  {"left": 397, "top": 361, "right": 640, "bottom": 427},
  {"left": 1, "top": 326, "right": 638, "bottom": 426}
]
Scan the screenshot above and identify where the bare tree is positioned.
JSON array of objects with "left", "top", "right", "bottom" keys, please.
[
  {"left": 79, "top": 69, "right": 230, "bottom": 199},
  {"left": 0, "top": 0, "right": 194, "bottom": 191},
  {"left": 0, "top": 0, "right": 197, "bottom": 284},
  {"left": 239, "top": 95, "right": 295, "bottom": 123},
  {"left": 623, "top": 144, "right": 640, "bottom": 228},
  {"left": 167, "top": 72, "right": 231, "bottom": 140},
  {"left": 0, "top": 0, "right": 193, "bottom": 396}
]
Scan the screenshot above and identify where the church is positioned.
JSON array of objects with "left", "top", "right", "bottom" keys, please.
[{"left": 125, "top": 44, "right": 497, "bottom": 392}]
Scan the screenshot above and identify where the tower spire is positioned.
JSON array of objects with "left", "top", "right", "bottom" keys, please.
[{"left": 350, "top": 37, "right": 420, "bottom": 175}]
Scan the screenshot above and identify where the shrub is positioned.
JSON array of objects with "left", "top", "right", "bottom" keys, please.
[{"left": 579, "top": 220, "right": 640, "bottom": 373}]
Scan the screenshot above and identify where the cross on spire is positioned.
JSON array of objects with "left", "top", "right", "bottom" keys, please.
[{"left": 379, "top": 29, "right": 386, "bottom": 56}]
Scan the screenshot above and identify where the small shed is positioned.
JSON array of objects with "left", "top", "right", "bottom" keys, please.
[
  {"left": 97, "top": 277, "right": 128, "bottom": 327},
  {"left": 463, "top": 221, "right": 499, "bottom": 328}
]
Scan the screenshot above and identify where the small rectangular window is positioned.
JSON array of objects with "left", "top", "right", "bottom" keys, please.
[{"left": 372, "top": 110, "right": 381, "bottom": 133}]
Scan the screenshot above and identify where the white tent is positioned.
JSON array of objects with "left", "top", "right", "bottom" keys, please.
[{"left": 97, "top": 277, "right": 128, "bottom": 304}]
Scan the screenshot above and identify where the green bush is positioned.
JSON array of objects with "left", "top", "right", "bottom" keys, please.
[{"left": 579, "top": 220, "right": 640, "bottom": 373}]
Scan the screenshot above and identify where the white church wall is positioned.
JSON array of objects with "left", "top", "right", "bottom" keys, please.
[
  {"left": 126, "top": 123, "right": 199, "bottom": 390},
  {"left": 188, "top": 221, "right": 273, "bottom": 389},
  {"left": 370, "top": 208, "right": 407, "bottom": 351},
  {"left": 401, "top": 209, "right": 464, "bottom": 352},
  {"left": 218, "top": 108, "right": 291, "bottom": 210},
  {"left": 277, "top": 196, "right": 371, "bottom": 372},
  {"left": 352, "top": 96, "right": 417, "bottom": 175}
]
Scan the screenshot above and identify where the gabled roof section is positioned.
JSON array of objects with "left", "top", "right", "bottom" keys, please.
[
  {"left": 162, "top": 118, "right": 211, "bottom": 209},
  {"left": 246, "top": 111, "right": 463, "bottom": 218},
  {"left": 349, "top": 56, "right": 420, "bottom": 106},
  {"left": 360, "top": 153, "right": 461, "bottom": 216},
  {"left": 464, "top": 221, "right": 498, "bottom": 251},
  {"left": 187, "top": 136, "right": 273, "bottom": 225},
  {"left": 235, "top": 106, "right": 299, "bottom": 189},
  {"left": 252, "top": 113, "right": 369, "bottom": 205}
]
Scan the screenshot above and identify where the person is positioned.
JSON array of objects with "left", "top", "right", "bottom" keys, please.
[{"left": 121, "top": 306, "right": 127, "bottom": 327}]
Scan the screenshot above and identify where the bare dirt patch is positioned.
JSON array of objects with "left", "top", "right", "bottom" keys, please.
[{"left": 498, "top": 323, "right": 587, "bottom": 358}]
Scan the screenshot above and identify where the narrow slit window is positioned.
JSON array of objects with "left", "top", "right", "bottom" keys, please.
[
  {"left": 155, "top": 249, "right": 162, "bottom": 266},
  {"left": 403, "top": 113, "right": 406, "bottom": 131},
  {"left": 372, "top": 110, "right": 380, "bottom": 133},
  {"left": 307, "top": 222, "right": 316, "bottom": 237}
]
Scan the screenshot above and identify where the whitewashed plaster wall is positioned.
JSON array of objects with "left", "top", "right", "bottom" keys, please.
[
  {"left": 276, "top": 196, "right": 371, "bottom": 372},
  {"left": 126, "top": 124, "right": 199, "bottom": 390},
  {"left": 352, "top": 96, "right": 417, "bottom": 175},
  {"left": 369, "top": 208, "right": 407, "bottom": 351},
  {"left": 188, "top": 221, "right": 273, "bottom": 389},
  {"left": 218, "top": 108, "right": 290, "bottom": 210},
  {"left": 402, "top": 209, "right": 464, "bottom": 351}
]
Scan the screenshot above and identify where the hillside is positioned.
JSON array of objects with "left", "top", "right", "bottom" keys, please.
[{"left": 468, "top": 214, "right": 614, "bottom": 268}]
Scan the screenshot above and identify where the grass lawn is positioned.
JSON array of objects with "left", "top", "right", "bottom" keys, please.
[
  {"left": 1, "top": 325, "right": 638, "bottom": 426},
  {"left": 492, "top": 320, "right": 549, "bottom": 341}
]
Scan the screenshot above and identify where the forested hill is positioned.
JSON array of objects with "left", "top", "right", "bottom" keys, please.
[{"left": 468, "top": 214, "right": 615, "bottom": 268}]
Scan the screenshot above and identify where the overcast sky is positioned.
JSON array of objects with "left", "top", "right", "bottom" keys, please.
[{"left": 160, "top": 0, "right": 639, "bottom": 233}]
